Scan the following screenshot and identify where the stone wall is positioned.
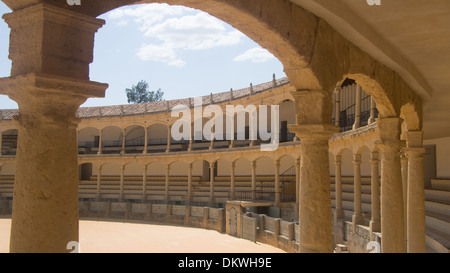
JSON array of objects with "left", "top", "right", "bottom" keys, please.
[{"left": 77, "top": 200, "right": 225, "bottom": 233}]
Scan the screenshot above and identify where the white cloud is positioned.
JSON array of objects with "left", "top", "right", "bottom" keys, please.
[
  {"left": 106, "top": 4, "right": 244, "bottom": 66},
  {"left": 233, "top": 47, "right": 275, "bottom": 63}
]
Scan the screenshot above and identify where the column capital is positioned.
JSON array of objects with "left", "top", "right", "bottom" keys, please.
[
  {"left": 404, "top": 130, "right": 424, "bottom": 148},
  {"left": 353, "top": 154, "right": 362, "bottom": 165},
  {"left": 3, "top": 3, "right": 105, "bottom": 79},
  {"left": 376, "top": 117, "right": 403, "bottom": 152},
  {"left": 334, "top": 154, "right": 342, "bottom": 164}
]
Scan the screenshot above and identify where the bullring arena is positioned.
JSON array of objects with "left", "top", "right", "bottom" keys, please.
[{"left": 0, "top": 0, "right": 449, "bottom": 254}]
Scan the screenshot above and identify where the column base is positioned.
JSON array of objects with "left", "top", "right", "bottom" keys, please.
[{"left": 334, "top": 209, "right": 345, "bottom": 222}]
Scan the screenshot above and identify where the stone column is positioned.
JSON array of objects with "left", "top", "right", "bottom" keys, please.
[
  {"left": 119, "top": 164, "right": 125, "bottom": 201},
  {"left": 295, "top": 158, "right": 301, "bottom": 209},
  {"left": 187, "top": 163, "right": 193, "bottom": 205},
  {"left": 0, "top": 3, "right": 107, "bottom": 252},
  {"left": 96, "top": 164, "right": 103, "bottom": 201},
  {"left": 334, "top": 86, "right": 341, "bottom": 127},
  {"left": 188, "top": 122, "right": 194, "bottom": 152},
  {"left": 352, "top": 153, "right": 364, "bottom": 228},
  {"left": 0, "top": 130, "right": 2, "bottom": 156},
  {"left": 165, "top": 165, "right": 170, "bottom": 203},
  {"left": 97, "top": 128, "right": 103, "bottom": 155},
  {"left": 143, "top": 127, "right": 148, "bottom": 155},
  {"left": 209, "top": 162, "right": 215, "bottom": 205},
  {"left": 400, "top": 151, "right": 408, "bottom": 246},
  {"left": 368, "top": 97, "right": 377, "bottom": 124},
  {"left": 274, "top": 160, "right": 281, "bottom": 206},
  {"left": 166, "top": 125, "right": 171, "bottom": 153},
  {"left": 142, "top": 165, "right": 148, "bottom": 202},
  {"left": 251, "top": 161, "right": 257, "bottom": 201},
  {"left": 334, "top": 155, "right": 345, "bottom": 221},
  {"left": 121, "top": 128, "right": 126, "bottom": 155},
  {"left": 353, "top": 84, "right": 361, "bottom": 130},
  {"left": 369, "top": 151, "right": 381, "bottom": 234},
  {"left": 288, "top": 89, "right": 339, "bottom": 253},
  {"left": 405, "top": 131, "right": 426, "bottom": 253},
  {"left": 230, "top": 162, "right": 236, "bottom": 200},
  {"left": 377, "top": 117, "right": 405, "bottom": 253}
]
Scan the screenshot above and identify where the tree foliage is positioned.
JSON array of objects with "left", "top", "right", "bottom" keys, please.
[{"left": 126, "top": 80, "right": 164, "bottom": 104}]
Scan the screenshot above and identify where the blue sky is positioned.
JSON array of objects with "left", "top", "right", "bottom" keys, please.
[{"left": 0, "top": 3, "right": 286, "bottom": 109}]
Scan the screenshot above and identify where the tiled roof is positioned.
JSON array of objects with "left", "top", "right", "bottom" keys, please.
[{"left": 0, "top": 77, "right": 290, "bottom": 120}]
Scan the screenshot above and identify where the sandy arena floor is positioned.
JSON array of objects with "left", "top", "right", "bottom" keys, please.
[{"left": 0, "top": 217, "right": 285, "bottom": 253}]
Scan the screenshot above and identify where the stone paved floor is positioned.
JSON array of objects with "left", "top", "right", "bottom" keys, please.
[{"left": 0, "top": 217, "right": 285, "bottom": 253}]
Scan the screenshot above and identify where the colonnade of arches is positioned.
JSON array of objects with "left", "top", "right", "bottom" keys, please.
[{"left": 78, "top": 154, "right": 299, "bottom": 207}]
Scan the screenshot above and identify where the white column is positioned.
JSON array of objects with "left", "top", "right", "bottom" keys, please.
[{"left": 188, "top": 122, "right": 193, "bottom": 152}]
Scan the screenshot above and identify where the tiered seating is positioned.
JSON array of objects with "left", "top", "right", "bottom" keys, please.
[
  {"left": 425, "top": 179, "right": 450, "bottom": 253},
  {"left": 0, "top": 175, "right": 14, "bottom": 198},
  {"left": 330, "top": 176, "right": 450, "bottom": 253}
]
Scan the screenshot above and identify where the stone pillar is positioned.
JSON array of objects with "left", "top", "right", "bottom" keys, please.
[
  {"left": 295, "top": 158, "right": 301, "bottom": 210},
  {"left": 400, "top": 151, "right": 408, "bottom": 246},
  {"left": 274, "top": 160, "right": 281, "bottom": 206},
  {"left": 121, "top": 128, "right": 126, "bottom": 155},
  {"left": 166, "top": 125, "right": 171, "bottom": 153},
  {"left": 369, "top": 151, "right": 381, "bottom": 234},
  {"left": 0, "top": 130, "right": 2, "bottom": 156},
  {"left": 334, "top": 87, "right": 341, "bottom": 127},
  {"left": 353, "top": 84, "right": 361, "bottom": 130},
  {"left": 188, "top": 122, "right": 194, "bottom": 152},
  {"left": 288, "top": 89, "right": 339, "bottom": 253},
  {"left": 119, "top": 164, "right": 125, "bottom": 201},
  {"left": 143, "top": 127, "right": 148, "bottom": 155},
  {"left": 0, "top": 3, "right": 107, "bottom": 252},
  {"left": 230, "top": 162, "right": 236, "bottom": 200},
  {"left": 142, "top": 165, "right": 148, "bottom": 202},
  {"left": 187, "top": 163, "right": 193, "bottom": 205},
  {"left": 209, "top": 162, "right": 215, "bottom": 205},
  {"left": 97, "top": 128, "right": 103, "bottom": 155},
  {"left": 96, "top": 164, "right": 102, "bottom": 200},
  {"left": 251, "top": 161, "right": 257, "bottom": 201},
  {"left": 352, "top": 153, "right": 364, "bottom": 228},
  {"left": 368, "top": 97, "right": 377, "bottom": 124},
  {"left": 334, "top": 155, "right": 345, "bottom": 221},
  {"left": 377, "top": 117, "right": 405, "bottom": 253},
  {"left": 405, "top": 131, "right": 426, "bottom": 253},
  {"left": 165, "top": 165, "right": 170, "bottom": 203}
]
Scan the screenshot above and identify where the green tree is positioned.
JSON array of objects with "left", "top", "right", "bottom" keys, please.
[{"left": 125, "top": 80, "right": 164, "bottom": 104}]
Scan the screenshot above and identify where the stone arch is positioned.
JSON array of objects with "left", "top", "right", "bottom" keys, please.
[
  {"left": 101, "top": 126, "right": 122, "bottom": 154},
  {"left": 77, "top": 127, "right": 100, "bottom": 155},
  {"left": 124, "top": 125, "right": 146, "bottom": 154},
  {"left": 400, "top": 102, "right": 422, "bottom": 132}
]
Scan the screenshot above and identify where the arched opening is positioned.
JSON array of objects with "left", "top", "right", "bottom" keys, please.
[
  {"left": 78, "top": 127, "right": 100, "bottom": 155},
  {"left": 0, "top": 162, "right": 15, "bottom": 199},
  {"left": 124, "top": 125, "right": 146, "bottom": 154},
  {"left": 101, "top": 126, "right": 123, "bottom": 154},
  {"left": 191, "top": 159, "right": 210, "bottom": 206},
  {"left": 168, "top": 161, "right": 188, "bottom": 205},
  {"left": 147, "top": 123, "right": 168, "bottom": 153},
  {"left": 146, "top": 161, "right": 167, "bottom": 203}
]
